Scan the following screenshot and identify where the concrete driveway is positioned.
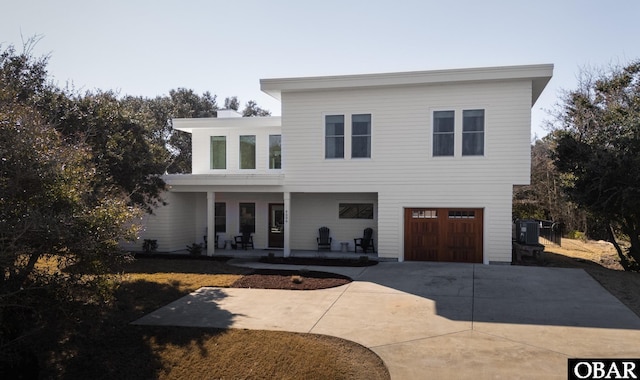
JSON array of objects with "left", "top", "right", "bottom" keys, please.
[{"left": 133, "top": 262, "right": 640, "bottom": 379}]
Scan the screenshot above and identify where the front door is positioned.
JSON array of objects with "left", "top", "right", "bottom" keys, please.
[{"left": 268, "top": 203, "right": 284, "bottom": 248}]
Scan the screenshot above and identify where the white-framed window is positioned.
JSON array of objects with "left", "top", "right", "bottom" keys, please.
[
  {"left": 215, "top": 202, "right": 226, "bottom": 233},
  {"left": 269, "top": 134, "right": 282, "bottom": 169},
  {"left": 239, "top": 202, "right": 256, "bottom": 232},
  {"left": 433, "top": 110, "right": 455, "bottom": 157},
  {"left": 462, "top": 109, "right": 485, "bottom": 156},
  {"left": 210, "top": 136, "right": 226, "bottom": 169},
  {"left": 325, "top": 115, "right": 344, "bottom": 159},
  {"left": 351, "top": 114, "right": 371, "bottom": 158},
  {"left": 239, "top": 135, "right": 256, "bottom": 169},
  {"left": 339, "top": 203, "right": 374, "bottom": 219}
]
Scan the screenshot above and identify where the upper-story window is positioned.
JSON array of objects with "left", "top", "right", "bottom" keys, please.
[
  {"left": 351, "top": 114, "right": 371, "bottom": 158},
  {"left": 433, "top": 111, "right": 455, "bottom": 156},
  {"left": 462, "top": 109, "right": 484, "bottom": 156},
  {"left": 239, "top": 135, "right": 256, "bottom": 169},
  {"left": 325, "top": 115, "right": 344, "bottom": 159},
  {"left": 269, "top": 134, "right": 282, "bottom": 169},
  {"left": 210, "top": 136, "right": 226, "bottom": 169}
]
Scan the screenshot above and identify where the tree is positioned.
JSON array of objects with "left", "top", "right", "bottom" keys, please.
[
  {"left": 224, "top": 96, "right": 239, "bottom": 111},
  {"left": 552, "top": 60, "right": 640, "bottom": 269},
  {"left": 164, "top": 89, "right": 218, "bottom": 173},
  {"left": 0, "top": 42, "right": 142, "bottom": 371},
  {"left": 513, "top": 137, "right": 587, "bottom": 233},
  {"left": 242, "top": 100, "right": 271, "bottom": 117}
]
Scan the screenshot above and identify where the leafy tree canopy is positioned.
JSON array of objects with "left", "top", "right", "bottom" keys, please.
[{"left": 552, "top": 60, "right": 640, "bottom": 269}]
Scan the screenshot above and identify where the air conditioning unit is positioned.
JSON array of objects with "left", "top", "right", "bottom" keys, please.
[{"left": 515, "top": 220, "right": 539, "bottom": 245}]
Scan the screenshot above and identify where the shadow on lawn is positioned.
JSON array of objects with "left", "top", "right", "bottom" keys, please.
[{"left": 35, "top": 278, "right": 235, "bottom": 379}]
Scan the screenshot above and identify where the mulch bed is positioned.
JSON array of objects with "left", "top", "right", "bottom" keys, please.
[
  {"left": 231, "top": 269, "right": 351, "bottom": 290},
  {"left": 132, "top": 252, "right": 233, "bottom": 261},
  {"left": 259, "top": 256, "right": 378, "bottom": 267}
]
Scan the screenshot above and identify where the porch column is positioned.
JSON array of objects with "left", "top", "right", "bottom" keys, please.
[
  {"left": 283, "top": 192, "right": 291, "bottom": 257},
  {"left": 207, "top": 191, "right": 215, "bottom": 256}
]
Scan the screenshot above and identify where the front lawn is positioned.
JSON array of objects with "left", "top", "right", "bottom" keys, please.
[{"left": 28, "top": 257, "right": 389, "bottom": 379}]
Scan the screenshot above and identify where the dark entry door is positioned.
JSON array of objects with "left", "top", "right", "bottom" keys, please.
[
  {"left": 404, "top": 208, "right": 483, "bottom": 263},
  {"left": 268, "top": 204, "right": 284, "bottom": 248}
]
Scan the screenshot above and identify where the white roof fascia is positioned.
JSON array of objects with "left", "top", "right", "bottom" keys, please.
[
  {"left": 260, "top": 64, "right": 553, "bottom": 106},
  {"left": 172, "top": 116, "right": 282, "bottom": 134}
]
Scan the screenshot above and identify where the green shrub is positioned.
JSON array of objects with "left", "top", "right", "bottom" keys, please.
[{"left": 186, "top": 243, "right": 203, "bottom": 255}]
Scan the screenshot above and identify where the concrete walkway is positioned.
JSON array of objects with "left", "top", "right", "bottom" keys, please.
[{"left": 133, "top": 261, "right": 640, "bottom": 379}]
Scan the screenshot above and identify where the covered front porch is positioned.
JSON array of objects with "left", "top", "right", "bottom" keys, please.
[{"left": 178, "top": 248, "right": 381, "bottom": 261}]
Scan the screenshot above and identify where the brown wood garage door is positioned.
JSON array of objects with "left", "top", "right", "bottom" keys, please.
[{"left": 404, "top": 208, "right": 483, "bottom": 263}]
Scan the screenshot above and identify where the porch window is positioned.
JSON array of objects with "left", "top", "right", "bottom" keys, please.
[
  {"left": 352, "top": 114, "right": 371, "bottom": 158},
  {"left": 240, "top": 135, "right": 256, "bottom": 169},
  {"left": 433, "top": 111, "right": 454, "bottom": 156},
  {"left": 462, "top": 109, "right": 484, "bottom": 156},
  {"left": 269, "top": 134, "right": 281, "bottom": 169},
  {"left": 325, "top": 115, "right": 344, "bottom": 159},
  {"left": 215, "top": 202, "right": 226, "bottom": 233},
  {"left": 210, "top": 136, "right": 226, "bottom": 169},
  {"left": 239, "top": 202, "right": 255, "bottom": 233},
  {"left": 339, "top": 203, "right": 374, "bottom": 219}
]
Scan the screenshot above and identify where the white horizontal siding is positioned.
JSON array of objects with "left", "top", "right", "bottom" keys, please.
[
  {"left": 281, "top": 80, "right": 532, "bottom": 190},
  {"left": 123, "top": 192, "right": 197, "bottom": 252},
  {"left": 191, "top": 125, "right": 282, "bottom": 174},
  {"left": 290, "top": 193, "right": 378, "bottom": 251},
  {"left": 376, "top": 183, "right": 513, "bottom": 263}
]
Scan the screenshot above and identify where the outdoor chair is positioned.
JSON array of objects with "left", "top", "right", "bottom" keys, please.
[
  {"left": 354, "top": 228, "right": 375, "bottom": 253},
  {"left": 317, "top": 226, "right": 332, "bottom": 251},
  {"left": 234, "top": 227, "right": 254, "bottom": 250}
]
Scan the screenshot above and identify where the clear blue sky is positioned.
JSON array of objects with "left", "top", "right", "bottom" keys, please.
[{"left": 3, "top": 0, "right": 639, "bottom": 138}]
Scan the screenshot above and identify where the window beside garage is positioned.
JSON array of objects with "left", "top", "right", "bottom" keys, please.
[{"left": 339, "top": 203, "right": 374, "bottom": 219}]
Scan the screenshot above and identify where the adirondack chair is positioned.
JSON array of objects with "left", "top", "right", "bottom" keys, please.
[
  {"left": 354, "top": 228, "right": 375, "bottom": 253},
  {"left": 234, "top": 226, "right": 254, "bottom": 250},
  {"left": 317, "top": 226, "right": 332, "bottom": 251}
]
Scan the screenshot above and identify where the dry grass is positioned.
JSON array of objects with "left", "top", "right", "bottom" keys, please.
[
  {"left": 541, "top": 238, "right": 640, "bottom": 317},
  {"left": 34, "top": 257, "right": 389, "bottom": 379}
]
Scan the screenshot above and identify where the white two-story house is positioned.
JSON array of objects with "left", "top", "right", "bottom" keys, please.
[{"left": 131, "top": 64, "right": 553, "bottom": 264}]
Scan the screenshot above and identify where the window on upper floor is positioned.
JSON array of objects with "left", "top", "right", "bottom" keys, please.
[
  {"left": 210, "top": 136, "right": 226, "bottom": 169},
  {"left": 462, "top": 109, "right": 485, "bottom": 156},
  {"left": 269, "top": 134, "right": 281, "bottom": 169},
  {"left": 325, "top": 115, "right": 344, "bottom": 159},
  {"left": 352, "top": 114, "right": 371, "bottom": 158},
  {"left": 239, "top": 135, "right": 256, "bottom": 169},
  {"left": 433, "top": 111, "right": 455, "bottom": 156}
]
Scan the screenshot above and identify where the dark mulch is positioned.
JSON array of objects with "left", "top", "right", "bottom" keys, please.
[
  {"left": 231, "top": 268, "right": 351, "bottom": 290},
  {"left": 259, "top": 255, "right": 378, "bottom": 267},
  {"left": 131, "top": 252, "right": 233, "bottom": 261}
]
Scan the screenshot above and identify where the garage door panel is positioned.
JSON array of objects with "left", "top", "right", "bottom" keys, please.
[{"left": 405, "top": 208, "right": 482, "bottom": 263}]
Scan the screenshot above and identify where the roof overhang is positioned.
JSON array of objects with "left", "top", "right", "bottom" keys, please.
[
  {"left": 164, "top": 173, "right": 284, "bottom": 187},
  {"left": 260, "top": 64, "right": 553, "bottom": 107},
  {"left": 172, "top": 116, "right": 281, "bottom": 134}
]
